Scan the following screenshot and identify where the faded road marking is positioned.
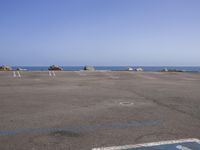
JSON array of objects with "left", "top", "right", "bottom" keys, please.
[
  {"left": 13, "top": 71, "right": 16, "bottom": 77},
  {"left": 52, "top": 71, "right": 56, "bottom": 77},
  {"left": 17, "top": 71, "right": 21, "bottom": 77},
  {"left": 49, "top": 71, "right": 52, "bottom": 76},
  {"left": 49, "top": 71, "right": 56, "bottom": 77},
  {"left": 13, "top": 71, "right": 21, "bottom": 78}
]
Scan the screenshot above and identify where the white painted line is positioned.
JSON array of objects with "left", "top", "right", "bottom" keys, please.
[
  {"left": 49, "top": 71, "right": 56, "bottom": 77},
  {"left": 182, "top": 78, "right": 198, "bottom": 81},
  {"left": 17, "top": 71, "right": 21, "bottom": 77},
  {"left": 78, "top": 72, "right": 86, "bottom": 76},
  {"left": 92, "top": 138, "right": 200, "bottom": 150},
  {"left": 104, "top": 72, "right": 119, "bottom": 79},
  {"left": 52, "top": 71, "right": 56, "bottom": 77},
  {"left": 110, "top": 76, "right": 119, "bottom": 79},
  {"left": 49, "top": 71, "right": 52, "bottom": 76},
  {"left": 176, "top": 145, "right": 192, "bottom": 150},
  {"left": 13, "top": 71, "right": 16, "bottom": 77}
]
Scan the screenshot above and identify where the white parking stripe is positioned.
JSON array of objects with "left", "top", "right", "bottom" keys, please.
[
  {"left": 92, "top": 138, "right": 200, "bottom": 150},
  {"left": 49, "top": 71, "right": 56, "bottom": 77},
  {"left": 13, "top": 71, "right": 16, "bottom": 77},
  {"left": 52, "top": 71, "right": 56, "bottom": 77},
  {"left": 49, "top": 71, "right": 52, "bottom": 76},
  {"left": 17, "top": 71, "right": 21, "bottom": 77}
]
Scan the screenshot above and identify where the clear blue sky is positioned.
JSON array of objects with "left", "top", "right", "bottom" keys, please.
[{"left": 0, "top": 0, "right": 200, "bottom": 66}]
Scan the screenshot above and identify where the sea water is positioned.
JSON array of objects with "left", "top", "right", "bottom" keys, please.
[{"left": 11, "top": 66, "right": 200, "bottom": 72}]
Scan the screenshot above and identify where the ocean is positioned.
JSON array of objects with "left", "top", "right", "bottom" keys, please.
[{"left": 11, "top": 66, "right": 200, "bottom": 72}]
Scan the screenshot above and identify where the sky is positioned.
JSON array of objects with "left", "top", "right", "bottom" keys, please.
[{"left": 0, "top": 0, "right": 200, "bottom": 66}]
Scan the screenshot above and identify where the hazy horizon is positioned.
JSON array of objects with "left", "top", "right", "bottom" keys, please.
[{"left": 1, "top": 0, "right": 200, "bottom": 66}]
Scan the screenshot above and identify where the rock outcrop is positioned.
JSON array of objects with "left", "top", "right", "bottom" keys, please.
[
  {"left": 161, "top": 68, "right": 184, "bottom": 72},
  {"left": 0, "top": 65, "right": 12, "bottom": 71},
  {"left": 48, "top": 65, "right": 63, "bottom": 71},
  {"left": 135, "top": 68, "right": 143, "bottom": 71},
  {"left": 161, "top": 68, "right": 169, "bottom": 72},
  {"left": 16, "top": 68, "right": 27, "bottom": 71},
  {"left": 127, "top": 67, "right": 134, "bottom": 71},
  {"left": 83, "top": 66, "right": 95, "bottom": 71}
]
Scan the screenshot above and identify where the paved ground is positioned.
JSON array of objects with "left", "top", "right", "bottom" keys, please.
[{"left": 0, "top": 71, "right": 200, "bottom": 150}]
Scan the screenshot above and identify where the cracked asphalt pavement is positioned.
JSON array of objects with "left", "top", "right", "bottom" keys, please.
[{"left": 0, "top": 71, "right": 200, "bottom": 150}]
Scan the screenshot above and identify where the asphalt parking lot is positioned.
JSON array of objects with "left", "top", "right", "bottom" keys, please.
[{"left": 0, "top": 71, "right": 200, "bottom": 150}]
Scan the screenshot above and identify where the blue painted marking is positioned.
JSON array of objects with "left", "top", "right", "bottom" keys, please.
[
  {"left": 125, "top": 142, "right": 200, "bottom": 150},
  {"left": 0, "top": 120, "right": 159, "bottom": 136}
]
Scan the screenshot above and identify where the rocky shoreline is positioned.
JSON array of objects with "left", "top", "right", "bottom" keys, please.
[{"left": 0, "top": 65, "right": 199, "bottom": 73}]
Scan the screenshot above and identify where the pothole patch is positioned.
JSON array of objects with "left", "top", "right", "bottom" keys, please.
[
  {"left": 50, "top": 130, "right": 82, "bottom": 138},
  {"left": 119, "top": 102, "right": 134, "bottom": 106}
]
